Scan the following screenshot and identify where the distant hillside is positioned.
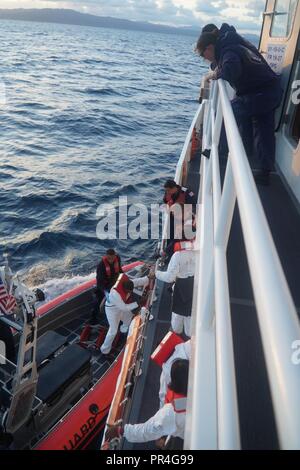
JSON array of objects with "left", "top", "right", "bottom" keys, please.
[
  {"left": 0, "top": 8, "right": 259, "bottom": 45},
  {"left": 0, "top": 8, "right": 200, "bottom": 36}
]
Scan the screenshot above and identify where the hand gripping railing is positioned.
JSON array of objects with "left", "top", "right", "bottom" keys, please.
[{"left": 185, "top": 80, "right": 300, "bottom": 450}]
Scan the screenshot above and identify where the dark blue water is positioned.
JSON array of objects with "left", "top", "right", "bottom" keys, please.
[{"left": 0, "top": 20, "right": 207, "bottom": 292}]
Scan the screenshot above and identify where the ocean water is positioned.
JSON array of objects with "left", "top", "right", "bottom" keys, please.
[{"left": 0, "top": 20, "right": 207, "bottom": 299}]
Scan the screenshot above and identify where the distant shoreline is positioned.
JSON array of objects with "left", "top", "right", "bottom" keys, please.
[
  {"left": 0, "top": 8, "right": 200, "bottom": 37},
  {"left": 0, "top": 8, "right": 260, "bottom": 44}
]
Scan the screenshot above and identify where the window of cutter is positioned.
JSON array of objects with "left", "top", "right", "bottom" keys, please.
[{"left": 270, "top": 0, "right": 298, "bottom": 37}]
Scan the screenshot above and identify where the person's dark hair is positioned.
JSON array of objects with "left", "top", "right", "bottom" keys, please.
[
  {"left": 123, "top": 280, "right": 134, "bottom": 292},
  {"left": 164, "top": 180, "right": 177, "bottom": 189},
  {"left": 202, "top": 23, "right": 219, "bottom": 34},
  {"left": 106, "top": 248, "right": 116, "bottom": 256},
  {"left": 169, "top": 359, "right": 189, "bottom": 395},
  {"left": 196, "top": 31, "right": 219, "bottom": 56}
]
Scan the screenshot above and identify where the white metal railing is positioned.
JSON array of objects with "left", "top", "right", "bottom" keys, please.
[{"left": 185, "top": 80, "right": 300, "bottom": 450}]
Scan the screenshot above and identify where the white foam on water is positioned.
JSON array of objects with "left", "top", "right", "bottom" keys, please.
[{"left": 35, "top": 272, "right": 95, "bottom": 306}]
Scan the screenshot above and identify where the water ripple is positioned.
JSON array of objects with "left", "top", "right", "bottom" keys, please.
[{"left": 0, "top": 19, "right": 205, "bottom": 284}]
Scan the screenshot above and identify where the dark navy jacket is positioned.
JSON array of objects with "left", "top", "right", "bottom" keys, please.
[{"left": 215, "top": 24, "right": 278, "bottom": 96}]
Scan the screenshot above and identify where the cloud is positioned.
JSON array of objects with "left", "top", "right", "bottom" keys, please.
[{"left": 0, "top": 0, "right": 265, "bottom": 32}]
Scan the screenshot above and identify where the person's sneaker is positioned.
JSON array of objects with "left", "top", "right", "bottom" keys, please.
[
  {"left": 100, "top": 347, "right": 111, "bottom": 355},
  {"left": 254, "top": 170, "right": 270, "bottom": 186},
  {"left": 120, "top": 325, "right": 129, "bottom": 334}
]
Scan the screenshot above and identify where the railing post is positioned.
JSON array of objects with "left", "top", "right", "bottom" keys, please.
[
  {"left": 215, "top": 160, "right": 236, "bottom": 248},
  {"left": 211, "top": 97, "right": 222, "bottom": 223},
  {"left": 211, "top": 86, "right": 241, "bottom": 448},
  {"left": 214, "top": 161, "right": 240, "bottom": 449},
  {"left": 185, "top": 83, "right": 219, "bottom": 447},
  {"left": 185, "top": 162, "right": 217, "bottom": 449}
]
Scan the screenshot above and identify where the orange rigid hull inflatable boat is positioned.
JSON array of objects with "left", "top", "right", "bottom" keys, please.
[{"left": 0, "top": 262, "right": 146, "bottom": 450}]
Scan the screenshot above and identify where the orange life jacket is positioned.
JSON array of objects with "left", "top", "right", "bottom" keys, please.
[
  {"left": 102, "top": 256, "right": 121, "bottom": 278},
  {"left": 151, "top": 331, "right": 184, "bottom": 367},
  {"left": 165, "top": 189, "right": 187, "bottom": 208},
  {"left": 113, "top": 273, "right": 132, "bottom": 304},
  {"left": 165, "top": 387, "right": 187, "bottom": 414},
  {"left": 173, "top": 240, "right": 195, "bottom": 253}
]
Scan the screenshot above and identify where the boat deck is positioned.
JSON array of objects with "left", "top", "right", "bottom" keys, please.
[
  {"left": 54, "top": 312, "right": 126, "bottom": 386},
  {"left": 228, "top": 171, "right": 300, "bottom": 449},
  {"left": 124, "top": 148, "right": 300, "bottom": 450}
]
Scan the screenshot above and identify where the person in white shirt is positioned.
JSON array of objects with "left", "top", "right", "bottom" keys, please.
[
  {"left": 159, "top": 340, "right": 191, "bottom": 408},
  {"left": 105, "top": 359, "right": 189, "bottom": 448},
  {"left": 100, "top": 273, "right": 150, "bottom": 355},
  {"left": 156, "top": 242, "right": 195, "bottom": 337}
]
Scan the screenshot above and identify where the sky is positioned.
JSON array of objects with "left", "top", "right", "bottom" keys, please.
[{"left": 0, "top": 0, "right": 267, "bottom": 33}]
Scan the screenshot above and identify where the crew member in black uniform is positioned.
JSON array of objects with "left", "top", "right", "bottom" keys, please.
[
  {"left": 91, "top": 248, "right": 123, "bottom": 323},
  {"left": 201, "top": 23, "right": 256, "bottom": 159},
  {"left": 196, "top": 25, "right": 283, "bottom": 185}
]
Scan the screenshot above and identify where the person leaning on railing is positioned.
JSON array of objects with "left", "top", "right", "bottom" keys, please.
[
  {"left": 196, "top": 24, "right": 283, "bottom": 186},
  {"left": 105, "top": 359, "right": 189, "bottom": 450},
  {"left": 200, "top": 23, "right": 255, "bottom": 159}
]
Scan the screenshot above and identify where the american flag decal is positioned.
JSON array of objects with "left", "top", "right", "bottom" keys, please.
[{"left": 0, "top": 278, "right": 17, "bottom": 315}]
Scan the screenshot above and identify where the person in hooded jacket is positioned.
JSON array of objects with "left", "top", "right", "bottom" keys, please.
[
  {"left": 201, "top": 23, "right": 259, "bottom": 158},
  {"left": 202, "top": 23, "right": 263, "bottom": 66},
  {"left": 196, "top": 24, "right": 283, "bottom": 186}
]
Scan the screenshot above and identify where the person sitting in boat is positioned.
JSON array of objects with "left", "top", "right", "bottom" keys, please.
[
  {"left": 105, "top": 359, "right": 189, "bottom": 449},
  {"left": 159, "top": 340, "right": 191, "bottom": 408},
  {"left": 100, "top": 272, "right": 150, "bottom": 355},
  {"left": 156, "top": 238, "right": 195, "bottom": 338},
  {"left": 195, "top": 25, "right": 283, "bottom": 186},
  {"left": 91, "top": 248, "right": 123, "bottom": 323}
]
